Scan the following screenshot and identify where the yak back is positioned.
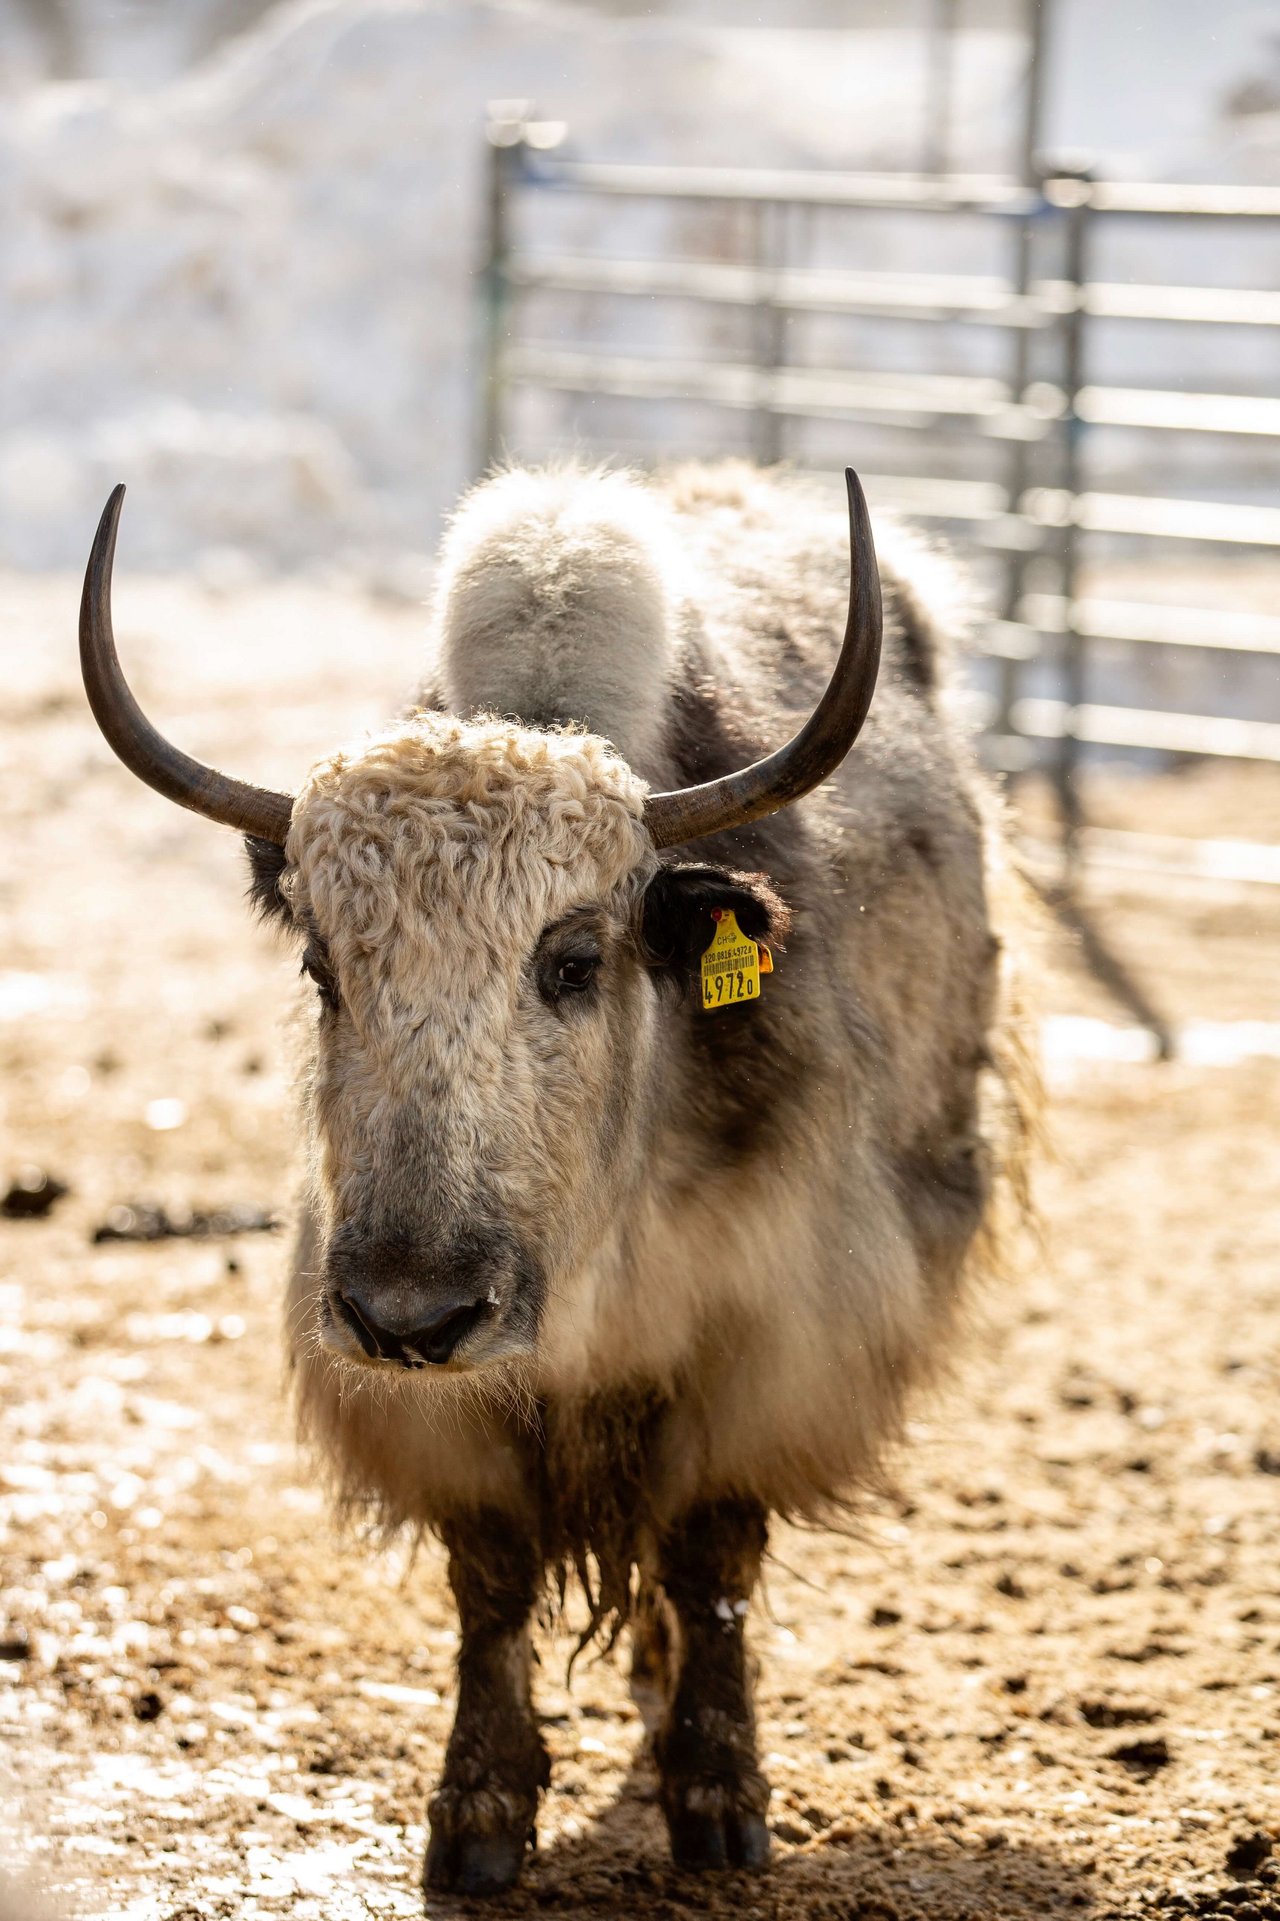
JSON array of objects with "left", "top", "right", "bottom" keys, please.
[{"left": 424, "top": 460, "right": 1010, "bottom": 1241}]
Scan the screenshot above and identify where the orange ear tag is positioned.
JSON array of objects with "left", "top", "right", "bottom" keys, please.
[{"left": 700, "top": 909, "right": 763, "bottom": 1013}]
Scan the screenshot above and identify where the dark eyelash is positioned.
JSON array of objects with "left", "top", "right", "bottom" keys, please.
[{"left": 301, "top": 946, "right": 340, "bottom": 1012}]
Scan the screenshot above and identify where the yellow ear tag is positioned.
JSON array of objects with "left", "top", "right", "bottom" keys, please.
[{"left": 700, "top": 909, "right": 762, "bottom": 1013}]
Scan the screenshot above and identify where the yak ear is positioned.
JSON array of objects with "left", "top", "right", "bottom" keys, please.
[
  {"left": 639, "top": 862, "right": 791, "bottom": 973},
  {"left": 245, "top": 835, "right": 291, "bottom": 925}
]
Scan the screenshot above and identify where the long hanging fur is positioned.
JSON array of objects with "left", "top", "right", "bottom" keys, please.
[{"left": 267, "top": 461, "right": 1034, "bottom": 1632}]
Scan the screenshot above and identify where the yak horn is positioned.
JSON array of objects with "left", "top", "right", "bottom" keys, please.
[
  {"left": 80, "top": 486, "right": 295, "bottom": 845},
  {"left": 644, "top": 467, "right": 883, "bottom": 851}
]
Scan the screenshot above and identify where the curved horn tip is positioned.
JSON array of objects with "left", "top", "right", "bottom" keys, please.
[
  {"left": 83, "top": 488, "right": 121, "bottom": 628},
  {"left": 843, "top": 466, "right": 873, "bottom": 535},
  {"left": 642, "top": 461, "right": 883, "bottom": 851},
  {"left": 86, "top": 485, "right": 128, "bottom": 598},
  {"left": 79, "top": 481, "right": 295, "bottom": 846},
  {"left": 98, "top": 481, "right": 126, "bottom": 538}
]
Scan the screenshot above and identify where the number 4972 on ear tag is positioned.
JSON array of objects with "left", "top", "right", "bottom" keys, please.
[{"left": 700, "top": 909, "right": 767, "bottom": 1012}]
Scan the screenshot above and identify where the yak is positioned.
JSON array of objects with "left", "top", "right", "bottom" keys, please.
[{"left": 79, "top": 460, "right": 1026, "bottom": 1896}]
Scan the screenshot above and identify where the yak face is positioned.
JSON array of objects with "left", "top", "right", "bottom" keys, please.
[{"left": 249, "top": 712, "right": 784, "bottom": 1382}]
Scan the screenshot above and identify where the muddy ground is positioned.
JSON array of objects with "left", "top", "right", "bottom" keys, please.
[{"left": 2, "top": 571, "right": 1279, "bottom": 1920}]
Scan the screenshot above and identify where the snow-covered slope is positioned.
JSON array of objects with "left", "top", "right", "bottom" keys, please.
[
  {"left": 0, "top": 0, "right": 1275, "bottom": 576},
  {"left": 0, "top": 1, "right": 1019, "bottom": 572}
]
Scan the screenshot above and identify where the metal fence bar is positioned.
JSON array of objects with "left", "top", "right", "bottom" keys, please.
[
  {"left": 1075, "top": 282, "right": 1280, "bottom": 326},
  {"left": 520, "top": 156, "right": 1041, "bottom": 214},
  {"left": 504, "top": 346, "right": 1056, "bottom": 435},
  {"left": 1023, "top": 597, "right": 1280, "bottom": 655},
  {"left": 506, "top": 347, "right": 1280, "bottom": 448},
  {"left": 511, "top": 256, "right": 1280, "bottom": 330},
  {"left": 1025, "top": 489, "right": 1280, "bottom": 547},
  {"left": 521, "top": 155, "right": 1280, "bottom": 221},
  {"left": 1062, "top": 181, "right": 1280, "bottom": 218},
  {"left": 1008, "top": 700, "right": 1280, "bottom": 762},
  {"left": 1077, "top": 386, "right": 1280, "bottom": 436},
  {"left": 508, "top": 255, "right": 1049, "bottom": 321}
]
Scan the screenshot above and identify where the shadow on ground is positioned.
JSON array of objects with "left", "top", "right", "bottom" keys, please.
[{"left": 425, "top": 1749, "right": 1099, "bottom": 1920}]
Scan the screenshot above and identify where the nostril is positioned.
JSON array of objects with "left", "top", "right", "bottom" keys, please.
[
  {"left": 404, "top": 1300, "right": 490, "bottom": 1368},
  {"left": 333, "top": 1290, "right": 492, "bottom": 1368},
  {"left": 336, "top": 1291, "right": 391, "bottom": 1361}
]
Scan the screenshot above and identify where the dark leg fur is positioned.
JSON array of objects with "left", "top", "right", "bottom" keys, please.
[
  {"left": 424, "top": 1511, "right": 549, "bottom": 1897},
  {"left": 652, "top": 1496, "right": 771, "bottom": 1872},
  {"left": 628, "top": 1577, "right": 672, "bottom": 1739}
]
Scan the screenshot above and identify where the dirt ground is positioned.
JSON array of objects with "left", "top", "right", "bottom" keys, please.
[{"left": 2, "top": 570, "right": 1279, "bottom": 1921}]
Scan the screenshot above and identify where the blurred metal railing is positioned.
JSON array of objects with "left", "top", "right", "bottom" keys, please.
[{"left": 476, "top": 121, "right": 1280, "bottom": 834}]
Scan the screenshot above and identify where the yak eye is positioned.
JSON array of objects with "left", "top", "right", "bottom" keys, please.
[
  {"left": 534, "top": 920, "right": 605, "bottom": 1006},
  {"left": 557, "top": 953, "right": 600, "bottom": 992}
]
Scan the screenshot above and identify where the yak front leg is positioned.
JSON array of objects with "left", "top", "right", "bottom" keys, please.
[
  {"left": 653, "top": 1495, "right": 771, "bottom": 1872},
  {"left": 424, "top": 1510, "right": 549, "bottom": 1897}
]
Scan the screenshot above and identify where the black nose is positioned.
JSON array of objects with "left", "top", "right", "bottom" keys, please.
[{"left": 335, "top": 1290, "right": 491, "bottom": 1368}]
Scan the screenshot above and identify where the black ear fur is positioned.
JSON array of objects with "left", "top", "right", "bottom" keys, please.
[
  {"left": 245, "top": 836, "right": 290, "bottom": 924},
  {"left": 639, "top": 863, "right": 791, "bottom": 974}
]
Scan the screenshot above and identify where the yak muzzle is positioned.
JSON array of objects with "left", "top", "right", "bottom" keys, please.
[{"left": 320, "top": 1227, "right": 521, "bottom": 1371}]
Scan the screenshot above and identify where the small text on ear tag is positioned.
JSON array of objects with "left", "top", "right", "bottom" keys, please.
[{"left": 700, "top": 909, "right": 762, "bottom": 1012}]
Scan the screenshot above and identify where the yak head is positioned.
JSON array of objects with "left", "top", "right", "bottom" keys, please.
[
  {"left": 77, "top": 471, "right": 881, "bottom": 1383},
  {"left": 247, "top": 713, "right": 789, "bottom": 1378}
]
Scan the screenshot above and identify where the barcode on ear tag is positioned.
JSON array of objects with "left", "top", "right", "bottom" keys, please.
[{"left": 700, "top": 909, "right": 762, "bottom": 1012}]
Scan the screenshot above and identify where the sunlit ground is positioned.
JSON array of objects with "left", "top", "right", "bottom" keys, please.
[{"left": 2, "top": 573, "right": 1279, "bottom": 1921}]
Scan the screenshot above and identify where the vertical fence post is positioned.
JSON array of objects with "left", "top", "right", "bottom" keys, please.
[
  {"left": 477, "top": 109, "right": 523, "bottom": 477},
  {"left": 751, "top": 199, "right": 786, "bottom": 466},
  {"left": 923, "top": 0, "right": 960, "bottom": 177},
  {"left": 1050, "top": 168, "right": 1093, "bottom": 865},
  {"left": 992, "top": 0, "right": 1051, "bottom": 769}
]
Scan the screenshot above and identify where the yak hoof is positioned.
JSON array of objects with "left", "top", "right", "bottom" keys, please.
[
  {"left": 662, "top": 1777, "right": 772, "bottom": 1873},
  {"left": 423, "top": 1828, "right": 527, "bottom": 1897},
  {"left": 424, "top": 1785, "right": 534, "bottom": 1896}
]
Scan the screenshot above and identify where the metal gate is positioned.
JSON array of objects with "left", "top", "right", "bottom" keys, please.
[{"left": 475, "top": 115, "right": 1280, "bottom": 870}]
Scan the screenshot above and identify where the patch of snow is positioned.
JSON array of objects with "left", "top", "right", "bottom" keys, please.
[
  {"left": 1040, "top": 1014, "right": 1280, "bottom": 1086},
  {"left": 356, "top": 1677, "right": 441, "bottom": 1707}
]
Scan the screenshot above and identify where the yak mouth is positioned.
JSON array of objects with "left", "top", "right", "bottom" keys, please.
[
  {"left": 314, "top": 1229, "right": 546, "bottom": 1375},
  {"left": 332, "top": 1289, "right": 493, "bottom": 1368},
  {"left": 317, "top": 1289, "right": 540, "bottom": 1374}
]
